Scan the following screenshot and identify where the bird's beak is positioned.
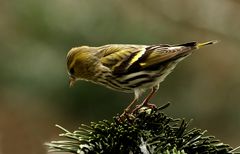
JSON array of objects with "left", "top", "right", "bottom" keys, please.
[{"left": 69, "top": 76, "right": 76, "bottom": 87}]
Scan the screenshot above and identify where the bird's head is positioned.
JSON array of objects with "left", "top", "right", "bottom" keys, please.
[{"left": 66, "top": 46, "right": 98, "bottom": 87}]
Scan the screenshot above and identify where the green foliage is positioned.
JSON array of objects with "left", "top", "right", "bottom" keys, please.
[{"left": 46, "top": 103, "right": 233, "bottom": 154}]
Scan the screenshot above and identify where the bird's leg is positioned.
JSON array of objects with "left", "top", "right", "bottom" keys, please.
[
  {"left": 125, "top": 97, "right": 138, "bottom": 113},
  {"left": 132, "top": 85, "right": 159, "bottom": 113},
  {"left": 119, "top": 97, "right": 138, "bottom": 119},
  {"left": 141, "top": 85, "right": 158, "bottom": 108}
]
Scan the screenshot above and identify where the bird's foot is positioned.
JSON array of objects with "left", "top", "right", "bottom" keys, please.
[
  {"left": 117, "top": 108, "right": 134, "bottom": 122},
  {"left": 145, "top": 103, "right": 157, "bottom": 109},
  {"left": 132, "top": 102, "right": 157, "bottom": 114},
  {"left": 119, "top": 110, "right": 128, "bottom": 121},
  {"left": 117, "top": 103, "right": 157, "bottom": 122}
]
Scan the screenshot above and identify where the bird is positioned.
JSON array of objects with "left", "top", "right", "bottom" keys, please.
[{"left": 66, "top": 40, "right": 218, "bottom": 117}]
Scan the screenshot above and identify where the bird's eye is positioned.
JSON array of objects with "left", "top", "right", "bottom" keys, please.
[{"left": 69, "top": 68, "right": 75, "bottom": 75}]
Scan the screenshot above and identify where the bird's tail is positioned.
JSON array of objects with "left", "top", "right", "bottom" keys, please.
[
  {"left": 177, "top": 40, "right": 219, "bottom": 49},
  {"left": 196, "top": 40, "right": 219, "bottom": 49}
]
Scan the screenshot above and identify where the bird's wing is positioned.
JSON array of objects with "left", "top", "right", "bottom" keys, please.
[
  {"left": 137, "top": 43, "right": 196, "bottom": 69},
  {"left": 99, "top": 43, "right": 196, "bottom": 74},
  {"left": 100, "top": 44, "right": 147, "bottom": 74}
]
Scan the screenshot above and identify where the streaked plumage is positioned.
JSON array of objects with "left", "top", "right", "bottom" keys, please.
[{"left": 66, "top": 41, "right": 218, "bottom": 116}]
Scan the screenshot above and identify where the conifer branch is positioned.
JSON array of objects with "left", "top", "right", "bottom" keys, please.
[{"left": 46, "top": 103, "right": 236, "bottom": 154}]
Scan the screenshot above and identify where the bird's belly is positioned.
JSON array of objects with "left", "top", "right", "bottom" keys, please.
[
  {"left": 123, "top": 62, "right": 179, "bottom": 90},
  {"left": 93, "top": 78, "right": 134, "bottom": 93},
  {"left": 93, "top": 61, "right": 180, "bottom": 93}
]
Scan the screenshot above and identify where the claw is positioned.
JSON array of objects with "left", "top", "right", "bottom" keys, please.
[
  {"left": 146, "top": 103, "right": 157, "bottom": 109},
  {"left": 118, "top": 110, "right": 135, "bottom": 122},
  {"left": 132, "top": 102, "right": 157, "bottom": 114}
]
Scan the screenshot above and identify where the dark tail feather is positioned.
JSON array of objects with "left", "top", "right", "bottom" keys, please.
[
  {"left": 177, "top": 42, "right": 197, "bottom": 47},
  {"left": 177, "top": 40, "right": 219, "bottom": 49}
]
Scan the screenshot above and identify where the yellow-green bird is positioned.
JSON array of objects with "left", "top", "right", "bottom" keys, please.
[{"left": 66, "top": 40, "right": 218, "bottom": 116}]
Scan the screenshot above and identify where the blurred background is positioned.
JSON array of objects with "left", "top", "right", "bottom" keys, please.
[{"left": 0, "top": 0, "right": 240, "bottom": 153}]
